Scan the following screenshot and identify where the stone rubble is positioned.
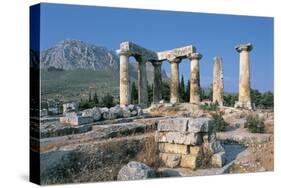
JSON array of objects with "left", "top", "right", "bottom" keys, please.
[
  {"left": 60, "top": 104, "right": 143, "bottom": 126},
  {"left": 155, "top": 117, "right": 226, "bottom": 170}
]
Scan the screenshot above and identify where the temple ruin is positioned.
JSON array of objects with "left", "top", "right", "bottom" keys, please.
[{"left": 118, "top": 42, "right": 253, "bottom": 110}]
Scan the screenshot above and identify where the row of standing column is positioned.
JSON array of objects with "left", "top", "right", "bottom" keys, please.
[{"left": 119, "top": 52, "right": 203, "bottom": 107}]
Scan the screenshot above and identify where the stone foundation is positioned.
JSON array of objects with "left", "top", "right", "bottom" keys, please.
[{"left": 155, "top": 117, "right": 226, "bottom": 170}]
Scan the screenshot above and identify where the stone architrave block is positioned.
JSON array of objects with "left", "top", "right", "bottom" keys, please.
[
  {"left": 158, "top": 118, "right": 189, "bottom": 132},
  {"left": 159, "top": 143, "right": 189, "bottom": 155},
  {"left": 188, "top": 118, "right": 215, "bottom": 133},
  {"left": 159, "top": 153, "right": 181, "bottom": 168}
]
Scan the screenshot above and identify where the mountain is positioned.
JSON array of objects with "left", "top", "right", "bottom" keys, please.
[{"left": 40, "top": 39, "right": 119, "bottom": 71}]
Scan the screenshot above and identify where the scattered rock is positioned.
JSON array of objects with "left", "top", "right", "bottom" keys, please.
[
  {"left": 117, "top": 161, "right": 156, "bottom": 181},
  {"left": 211, "top": 152, "right": 226, "bottom": 168}
]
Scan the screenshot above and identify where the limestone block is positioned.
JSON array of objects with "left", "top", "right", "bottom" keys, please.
[
  {"left": 180, "top": 154, "right": 200, "bottom": 170},
  {"left": 155, "top": 132, "right": 202, "bottom": 145},
  {"left": 211, "top": 152, "right": 226, "bottom": 168},
  {"left": 159, "top": 153, "right": 181, "bottom": 168},
  {"left": 188, "top": 118, "right": 215, "bottom": 133},
  {"left": 159, "top": 143, "right": 189, "bottom": 155},
  {"left": 190, "top": 146, "right": 203, "bottom": 156},
  {"left": 158, "top": 118, "right": 189, "bottom": 132}
]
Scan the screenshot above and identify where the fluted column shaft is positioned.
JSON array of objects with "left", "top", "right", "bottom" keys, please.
[
  {"left": 137, "top": 57, "right": 148, "bottom": 108},
  {"left": 170, "top": 58, "right": 181, "bottom": 104},
  {"left": 213, "top": 56, "right": 224, "bottom": 106},
  {"left": 119, "top": 52, "right": 130, "bottom": 106},
  {"left": 188, "top": 53, "right": 202, "bottom": 104},
  {"left": 152, "top": 61, "right": 162, "bottom": 103}
]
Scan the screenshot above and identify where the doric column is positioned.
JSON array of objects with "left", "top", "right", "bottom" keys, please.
[
  {"left": 119, "top": 51, "right": 130, "bottom": 106},
  {"left": 188, "top": 53, "right": 202, "bottom": 104},
  {"left": 235, "top": 43, "right": 253, "bottom": 109},
  {"left": 213, "top": 56, "right": 224, "bottom": 106},
  {"left": 169, "top": 58, "right": 181, "bottom": 104},
  {"left": 152, "top": 61, "right": 162, "bottom": 103},
  {"left": 136, "top": 56, "right": 148, "bottom": 108}
]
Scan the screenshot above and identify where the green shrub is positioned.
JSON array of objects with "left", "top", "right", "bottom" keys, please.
[
  {"left": 199, "top": 102, "right": 218, "bottom": 111},
  {"left": 211, "top": 112, "right": 227, "bottom": 132},
  {"left": 246, "top": 115, "right": 265, "bottom": 133}
]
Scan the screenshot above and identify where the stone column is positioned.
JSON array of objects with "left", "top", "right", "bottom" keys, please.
[
  {"left": 213, "top": 56, "right": 224, "bottom": 106},
  {"left": 169, "top": 58, "right": 181, "bottom": 104},
  {"left": 152, "top": 61, "right": 162, "bottom": 103},
  {"left": 136, "top": 56, "right": 148, "bottom": 108},
  {"left": 188, "top": 53, "right": 202, "bottom": 104},
  {"left": 119, "top": 51, "right": 130, "bottom": 106},
  {"left": 235, "top": 43, "right": 253, "bottom": 109}
]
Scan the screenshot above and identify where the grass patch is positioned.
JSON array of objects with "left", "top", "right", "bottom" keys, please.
[{"left": 246, "top": 115, "right": 265, "bottom": 133}]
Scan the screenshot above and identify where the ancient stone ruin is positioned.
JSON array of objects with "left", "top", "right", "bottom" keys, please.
[
  {"left": 118, "top": 41, "right": 254, "bottom": 110},
  {"left": 155, "top": 117, "right": 226, "bottom": 169},
  {"left": 213, "top": 56, "right": 224, "bottom": 106}
]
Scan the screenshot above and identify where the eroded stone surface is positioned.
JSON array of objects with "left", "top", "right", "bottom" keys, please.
[
  {"left": 160, "top": 153, "right": 181, "bottom": 168},
  {"left": 213, "top": 56, "right": 224, "bottom": 106},
  {"left": 159, "top": 143, "right": 189, "bottom": 155},
  {"left": 188, "top": 118, "right": 215, "bottom": 133},
  {"left": 158, "top": 118, "right": 189, "bottom": 132},
  {"left": 117, "top": 161, "right": 156, "bottom": 181}
]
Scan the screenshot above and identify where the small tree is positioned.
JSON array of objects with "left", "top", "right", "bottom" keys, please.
[
  {"left": 179, "top": 75, "right": 186, "bottom": 102},
  {"left": 93, "top": 93, "right": 99, "bottom": 105},
  {"left": 131, "top": 82, "right": 138, "bottom": 104},
  {"left": 101, "top": 93, "right": 114, "bottom": 108},
  {"left": 186, "top": 79, "right": 190, "bottom": 102},
  {"left": 162, "top": 81, "right": 170, "bottom": 101}
]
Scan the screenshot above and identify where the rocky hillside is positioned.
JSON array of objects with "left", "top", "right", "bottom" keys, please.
[{"left": 40, "top": 39, "right": 119, "bottom": 71}]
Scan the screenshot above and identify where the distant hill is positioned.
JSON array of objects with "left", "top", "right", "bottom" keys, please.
[{"left": 40, "top": 39, "right": 119, "bottom": 71}]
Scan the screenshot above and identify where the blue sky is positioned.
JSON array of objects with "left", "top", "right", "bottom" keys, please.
[{"left": 38, "top": 3, "right": 274, "bottom": 92}]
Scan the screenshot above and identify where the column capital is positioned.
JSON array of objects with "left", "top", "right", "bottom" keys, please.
[
  {"left": 168, "top": 57, "right": 181, "bottom": 64},
  {"left": 188, "top": 52, "right": 202, "bottom": 60},
  {"left": 117, "top": 49, "right": 131, "bottom": 56},
  {"left": 151, "top": 60, "right": 162, "bottom": 67},
  {"left": 235, "top": 43, "right": 253, "bottom": 53}
]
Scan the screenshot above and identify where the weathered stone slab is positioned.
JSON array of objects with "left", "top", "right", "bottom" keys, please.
[
  {"left": 159, "top": 153, "right": 181, "bottom": 168},
  {"left": 155, "top": 131, "right": 202, "bottom": 145},
  {"left": 188, "top": 118, "right": 215, "bottom": 133},
  {"left": 211, "top": 152, "right": 226, "bottom": 168},
  {"left": 180, "top": 154, "right": 200, "bottom": 170},
  {"left": 157, "top": 45, "right": 196, "bottom": 61},
  {"left": 159, "top": 143, "right": 189, "bottom": 155},
  {"left": 117, "top": 161, "right": 156, "bottom": 181},
  {"left": 158, "top": 118, "right": 189, "bottom": 132},
  {"left": 60, "top": 114, "right": 93, "bottom": 126}
]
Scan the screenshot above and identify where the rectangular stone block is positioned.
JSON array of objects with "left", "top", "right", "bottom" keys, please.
[
  {"left": 180, "top": 154, "right": 200, "bottom": 170},
  {"left": 159, "top": 143, "right": 189, "bottom": 155},
  {"left": 188, "top": 118, "right": 215, "bottom": 133},
  {"left": 159, "top": 153, "right": 181, "bottom": 168},
  {"left": 158, "top": 118, "right": 189, "bottom": 132},
  {"left": 155, "top": 132, "right": 202, "bottom": 145},
  {"left": 190, "top": 146, "right": 203, "bottom": 155},
  {"left": 166, "top": 132, "right": 202, "bottom": 145}
]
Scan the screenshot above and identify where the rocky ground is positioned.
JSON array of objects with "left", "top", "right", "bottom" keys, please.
[{"left": 38, "top": 102, "right": 274, "bottom": 184}]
